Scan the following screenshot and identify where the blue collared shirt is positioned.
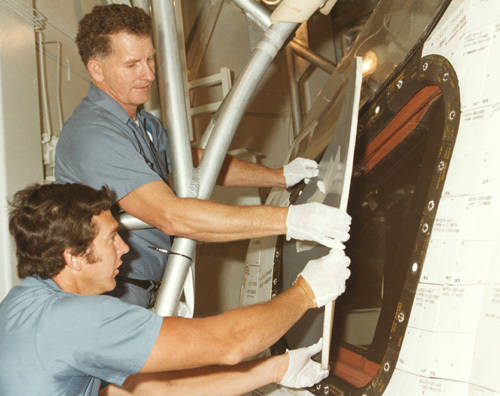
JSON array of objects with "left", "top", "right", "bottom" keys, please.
[
  {"left": 55, "top": 84, "right": 172, "bottom": 305},
  {"left": 0, "top": 276, "right": 162, "bottom": 396}
]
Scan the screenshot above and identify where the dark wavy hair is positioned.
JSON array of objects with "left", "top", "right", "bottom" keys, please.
[
  {"left": 76, "top": 4, "right": 152, "bottom": 65},
  {"left": 8, "top": 183, "right": 113, "bottom": 279}
]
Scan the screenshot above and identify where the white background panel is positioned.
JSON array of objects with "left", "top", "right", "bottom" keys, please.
[
  {"left": 384, "top": 370, "right": 419, "bottom": 396},
  {"left": 410, "top": 284, "right": 441, "bottom": 330},
  {"left": 432, "top": 196, "right": 466, "bottom": 238},
  {"left": 421, "top": 239, "right": 458, "bottom": 284},
  {"left": 418, "top": 377, "right": 469, "bottom": 396},
  {"left": 469, "top": 384, "right": 500, "bottom": 396},
  {"left": 426, "top": 332, "right": 475, "bottom": 381},
  {"left": 455, "top": 240, "right": 495, "bottom": 284},
  {"left": 470, "top": 285, "right": 500, "bottom": 390},
  {"left": 397, "top": 327, "right": 434, "bottom": 375},
  {"left": 434, "top": 285, "right": 483, "bottom": 333}
]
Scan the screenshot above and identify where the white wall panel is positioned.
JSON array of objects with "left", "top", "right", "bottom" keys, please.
[
  {"left": 0, "top": 1, "right": 44, "bottom": 300},
  {"left": 388, "top": 0, "right": 500, "bottom": 393}
]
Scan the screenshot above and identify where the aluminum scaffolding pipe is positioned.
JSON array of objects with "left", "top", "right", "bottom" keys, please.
[
  {"left": 289, "top": 39, "right": 336, "bottom": 74},
  {"left": 154, "top": 237, "right": 196, "bottom": 315},
  {"left": 150, "top": 0, "right": 193, "bottom": 197},
  {"left": 285, "top": 45, "right": 302, "bottom": 137},
  {"left": 118, "top": 213, "right": 151, "bottom": 230},
  {"left": 197, "top": 21, "right": 298, "bottom": 199},
  {"left": 36, "top": 32, "right": 52, "bottom": 142},
  {"left": 156, "top": 20, "right": 298, "bottom": 315},
  {"left": 150, "top": 0, "right": 197, "bottom": 316},
  {"left": 230, "top": 0, "right": 271, "bottom": 30}
]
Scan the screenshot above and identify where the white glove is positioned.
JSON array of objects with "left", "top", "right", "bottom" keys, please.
[
  {"left": 299, "top": 247, "right": 351, "bottom": 307},
  {"left": 279, "top": 338, "right": 328, "bottom": 388},
  {"left": 286, "top": 202, "right": 351, "bottom": 246},
  {"left": 283, "top": 158, "right": 319, "bottom": 188}
]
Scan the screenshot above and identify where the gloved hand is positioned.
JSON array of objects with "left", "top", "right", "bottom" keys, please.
[
  {"left": 283, "top": 157, "right": 319, "bottom": 188},
  {"left": 286, "top": 202, "right": 351, "bottom": 246},
  {"left": 279, "top": 338, "right": 328, "bottom": 388},
  {"left": 299, "top": 246, "right": 351, "bottom": 307}
]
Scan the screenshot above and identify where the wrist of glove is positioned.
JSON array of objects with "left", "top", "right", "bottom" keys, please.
[
  {"left": 283, "top": 157, "right": 319, "bottom": 188},
  {"left": 279, "top": 338, "right": 328, "bottom": 388},
  {"left": 298, "top": 247, "right": 351, "bottom": 307},
  {"left": 286, "top": 202, "right": 351, "bottom": 247}
]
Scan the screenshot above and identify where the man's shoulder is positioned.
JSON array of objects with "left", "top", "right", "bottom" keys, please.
[
  {"left": 58, "top": 100, "right": 134, "bottom": 155},
  {"left": 0, "top": 278, "right": 127, "bottom": 319},
  {"left": 0, "top": 278, "right": 61, "bottom": 331},
  {"left": 64, "top": 98, "right": 123, "bottom": 133},
  {"left": 1, "top": 277, "right": 54, "bottom": 305}
]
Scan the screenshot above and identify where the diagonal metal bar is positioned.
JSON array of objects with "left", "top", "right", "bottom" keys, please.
[
  {"left": 289, "top": 39, "right": 336, "bottom": 74},
  {"left": 124, "top": 1, "right": 298, "bottom": 316},
  {"left": 230, "top": 0, "right": 271, "bottom": 30},
  {"left": 186, "top": 0, "right": 224, "bottom": 82},
  {"left": 197, "top": 21, "right": 298, "bottom": 199}
]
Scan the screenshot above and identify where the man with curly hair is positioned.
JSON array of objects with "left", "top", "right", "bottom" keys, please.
[
  {"left": 55, "top": 4, "right": 351, "bottom": 308},
  {"left": 0, "top": 183, "right": 351, "bottom": 395}
]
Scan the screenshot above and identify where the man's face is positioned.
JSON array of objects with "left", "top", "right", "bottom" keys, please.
[
  {"left": 79, "top": 210, "right": 129, "bottom": 295},
  {"left": 96, "top": 31, "right": 155, "bottom": 118}
]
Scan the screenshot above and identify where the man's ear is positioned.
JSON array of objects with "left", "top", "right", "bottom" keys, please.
[
  {"left": 87, "top": 58, "right": 104, "bottom": 83},
  {"left": 63, "top": 249, "right": 82, "bottom": 271}
]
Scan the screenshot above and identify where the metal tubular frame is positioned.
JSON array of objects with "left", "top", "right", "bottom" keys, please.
[
  {"left": 151, "top": 0, "right": 194, "bottom": 197},
  {"left": 117, "top": 5, "right": 347, "bottom": 377},
  {"left": 197, "top": 21, "right": 297, "bottom": 199},
  {"left": 149, "top": 0, "right": 197, "bottom": 316},
  {"left": 230, "top": 0, "right": 271, "bottom": 30},
  {"left": 289, "top": 39, "right": 336, "bottom": 74},
  {"left": 286, "top": 45, "right": 302, "bottom": 138},
  {"left": 155, "top": 1, "right": 297, "bottom": 315},
  {"left": 120, "top": 1, "right": 299, "bottom": 317}
]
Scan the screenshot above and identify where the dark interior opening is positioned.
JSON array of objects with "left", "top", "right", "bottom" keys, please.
[{"left": 330, "top": 85, "right": 445, "bottom": 387}]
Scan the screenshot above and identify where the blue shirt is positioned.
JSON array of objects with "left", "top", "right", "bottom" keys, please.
[
  {"left": 55, "top": 84, "right": 172, "bottom": 305},
  {"left": 0, "top": 276, "right": 163, "bottom": 396}
]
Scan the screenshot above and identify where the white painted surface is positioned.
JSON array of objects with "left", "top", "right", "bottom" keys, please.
[
  {"left": 0, "top": 0, "right": 97, "bottom": 300},
  {"left": 0, "top": 0, "right": 44, "bottom": 300},
  {"left": 388, "top": 0, "right": 500, "bottom": 393}
]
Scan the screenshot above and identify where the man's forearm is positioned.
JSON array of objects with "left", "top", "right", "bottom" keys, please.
[
  {"left": 165, "top": 197, "right": 287, "bottom": 241},
  {"left": 142, "top": 278, "right": 314, "bottom": 372},
  {"left": 202, "top": 277, "right": 314, "bottom": 360},
  {"left": 218, "top": 154, "right": 285, "bottom": 188},
  {"left": 118, "top": 180, "right": 288, "bottom": 242},
  {"left": 111, "top": 355, "right": 288, "bottom": 396},
  {"left": 193, "top": 147, "right": 286, "bottom": 188}
]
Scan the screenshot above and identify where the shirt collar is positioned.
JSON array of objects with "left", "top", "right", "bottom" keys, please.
[
  {"left": 43, "top": 277, "right": 62, "bottom": 291},
  {"left": 87, "top": 83, "right": 134, "bottom": 124},
  {"left": 23, "top": 276, "right": 62, "bottom": 292}
]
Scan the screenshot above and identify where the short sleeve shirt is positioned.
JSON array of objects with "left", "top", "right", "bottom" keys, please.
[
  {"left": 0, "top": 276, "right": 163, "bottom": 396},
  {"left": 55, "top": 84, "right": 172, "bottom": 284}
]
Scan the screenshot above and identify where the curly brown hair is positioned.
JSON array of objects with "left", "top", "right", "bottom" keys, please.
[
  {"left": 76, "top": 4, "right": 152, "bottom": 65},
  {"left": 8, "top": 183, "right": 113, "bottom": 279}
]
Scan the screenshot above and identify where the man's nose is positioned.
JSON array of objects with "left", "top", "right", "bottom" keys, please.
[
  {"left": 116, "top": 235, "right": 130, "bottom": 260},
  {"left": 143, "top": 62, "right": 155, "bottom": 82}
]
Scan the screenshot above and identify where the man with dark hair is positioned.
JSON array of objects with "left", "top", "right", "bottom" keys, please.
[
  {"left": 55, "top": 4, "right": 351, "bottom": 308},
  {"left": 9, "top": 183, "right": 114, "bottom": 279},
  {"left": 0, "top": 183, "right": 351, "bottom": 395}
]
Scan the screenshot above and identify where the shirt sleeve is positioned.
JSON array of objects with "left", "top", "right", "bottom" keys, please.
[
  {"left": 37, "top": 294, "right": 163, "bottom": 385},
  {"left": 55, "top": 117, "right": 162, "bottom": 201}
]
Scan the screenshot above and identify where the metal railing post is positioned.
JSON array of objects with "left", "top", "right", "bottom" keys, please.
[{"left": 150, "top": 0, "right": 197, "bottom": 316}]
